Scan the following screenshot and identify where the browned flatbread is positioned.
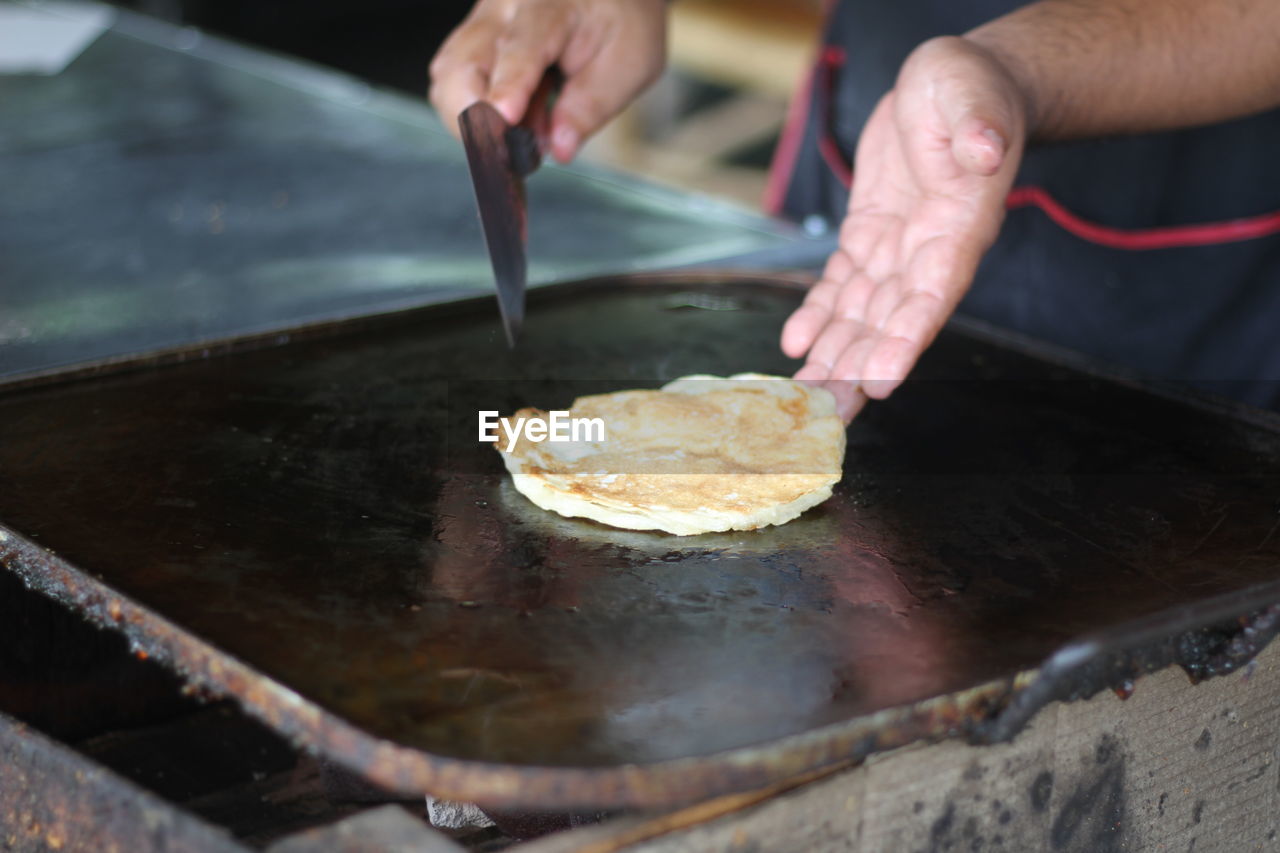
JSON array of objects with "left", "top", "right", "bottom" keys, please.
[{"left": 494, "top": 374, "right": 845, "bottom": 535}]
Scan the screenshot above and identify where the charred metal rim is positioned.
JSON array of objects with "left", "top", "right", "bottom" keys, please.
[
  {"left": 4, "top": 520, "right": 1279, "bottom": 811},
  {"left": 0, "top": 524, "right": 1010, "bottom": 809}
]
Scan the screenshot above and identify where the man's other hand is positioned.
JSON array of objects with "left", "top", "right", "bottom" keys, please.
[{"left": 781, "top": 36, "right": 1029, "bottom": 422}]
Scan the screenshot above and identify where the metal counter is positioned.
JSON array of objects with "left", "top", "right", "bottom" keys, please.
[{"left": 0, "top": 2, "right": 827, "bottom": 380}]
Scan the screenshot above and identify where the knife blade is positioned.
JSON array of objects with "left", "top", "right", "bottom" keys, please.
[{"left": 459, "top": 74, "right": 557, "bottom": 347}]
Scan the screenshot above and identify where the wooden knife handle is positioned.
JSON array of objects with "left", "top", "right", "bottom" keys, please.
[{"left": 520, "top": 66, "right": 564, "bottom": 154}]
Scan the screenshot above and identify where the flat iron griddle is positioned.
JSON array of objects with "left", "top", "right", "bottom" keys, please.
[{"left": 2, "top": 273, "right": 1279, "bottom": 809}]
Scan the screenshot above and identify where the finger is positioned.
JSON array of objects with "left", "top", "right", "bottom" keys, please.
[
  {"left": 802, "top": 322, "right": 878, "bottom": 422},
  {"left": 862, "top": 273, "right": 904, "bottom": 330},
  {"left": 862, "top": 252, "right": 973, "bottom": 399},
  {"left": 780, "top": 274, "right": 842, "bottom": 358},
  {"left": 821, "top": 244, "right": 856, "bottom": 286},
  {"left": 804, "top": 317, "right": 872, "bottom": 375},
  {"left": 793, "top": 361, "right": 832, "bottom": 383},
  {"left": 837, "top": 212, "right": 881, "bottom": 267},
  {"left": 833, "top": 270, "right": 878, "bottom": 323},
  {"left": 429, "top": 22, "right": 500, "bottom": 137},
  {"left": 860, "top": 215, "right": 907, "bottom": 282},
  {"left": 824, "top": 380, "right": 868, "bottom": 424},
  {"left": 861, "top": 334, "right": 922, "bottom": 400},
  {"left": 488, "top": 6, "right": 573, "bottom": 126},
  {"left": 860, "top": 292, "right": 942, "bottom": 400},
  {"left": 795, "top": 366, "right": 864, "bottom": 422},
  {"left": 549, "top": 54, "right": 654, "bottom": 161},
  {"left": 428, "top": 66, "right": 490, "bottom": 137},
  {"left": 782, "top": 304, "right": 835, "bottom": 360},
  {"left": 827, "top": 334, "right": 879, "bottom": 383},
  {"left": 951, "top": 117, "right": 1006, "bottom": 176},
  {"left": 929, "top": 60, "right": 1018, "bottom": 177}
]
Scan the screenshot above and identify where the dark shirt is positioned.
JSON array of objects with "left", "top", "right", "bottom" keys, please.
[{"left": 778, "top": 1, "right": 1280, "bottom": 409}]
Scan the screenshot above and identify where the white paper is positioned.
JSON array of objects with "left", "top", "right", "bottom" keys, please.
[{"left": 0, "top": 1, "right": 116, "bottom": 75}]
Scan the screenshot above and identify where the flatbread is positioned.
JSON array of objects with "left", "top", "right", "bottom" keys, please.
[{"left": 493, "top": 374, "right": 845, "bottom": 535}]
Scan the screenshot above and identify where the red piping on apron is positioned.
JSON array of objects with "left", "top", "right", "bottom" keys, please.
[
  {"left": 763, "top": 50, "right": 822, "bottom": 215},
  {"left": 1004, "top": 186, "right": 1280, "bottom": 250},
  {"left": 764, "top": 1, "right": 843, "bottom": 215},
  {"left": 788, "top": 44, "right": 1280, "bottom": 250}
]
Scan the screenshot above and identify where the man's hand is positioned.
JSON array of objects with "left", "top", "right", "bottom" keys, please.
[
  {"left": 429, "top": 0, "right": 667, "bottom": 163},
  {"left": 781, "top": 37, "right": 1029, "bottom": 422}
]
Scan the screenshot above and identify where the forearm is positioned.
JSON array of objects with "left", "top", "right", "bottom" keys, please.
[{"left": 965, "top": 0, "right": 1280, "bottom": 141}]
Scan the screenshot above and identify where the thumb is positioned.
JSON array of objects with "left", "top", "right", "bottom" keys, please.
[
  {"left": 547, "top": 62, "right": 635, "bottom": 162},
  {"left": 950, "top": 117, "right": 1008, "bottom": 177},
  {"left": 925, "top": 43, "right": 1022, "bottom": 177}
]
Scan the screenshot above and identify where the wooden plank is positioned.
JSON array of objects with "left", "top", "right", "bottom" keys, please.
[
  {"left": 524, "top": 641, "right": 1280, "bottom": 852},
  {"left": 668, "top": 0, "right": 823, "bottom": 98},
  {"left": 586, "top": 92, "right": 779, "bottom": 208},
  {"left": 0, "top": 711, "right": 248, "bottom": 853}
]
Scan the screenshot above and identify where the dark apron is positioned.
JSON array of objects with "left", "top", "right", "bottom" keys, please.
[{"left": 770, "top": 0, "right": 1280, "bottom": 410}]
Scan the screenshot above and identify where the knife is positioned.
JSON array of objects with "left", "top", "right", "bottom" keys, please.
[{"left": 459, "top": 72, "right": 559, "bottom": 347}]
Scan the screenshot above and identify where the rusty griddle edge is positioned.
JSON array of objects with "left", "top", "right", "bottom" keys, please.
[
  {"left": 0, "top": 523, "right": 1013, "bottom": 809},
  {"left": 4, "top": 524, "right": 1280, "bottom": 811},
  {"left": 3, "top": 269, "right": 1280, "bottom": 809}
]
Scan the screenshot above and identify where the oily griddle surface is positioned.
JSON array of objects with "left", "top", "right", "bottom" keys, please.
[{"left": 1, "top": 278, "right": 1278, "bottom": 771}]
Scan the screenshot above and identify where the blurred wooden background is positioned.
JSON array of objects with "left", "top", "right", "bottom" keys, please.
[{"left": 588, "top": 0, "right": 824, "bottom": 207}]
